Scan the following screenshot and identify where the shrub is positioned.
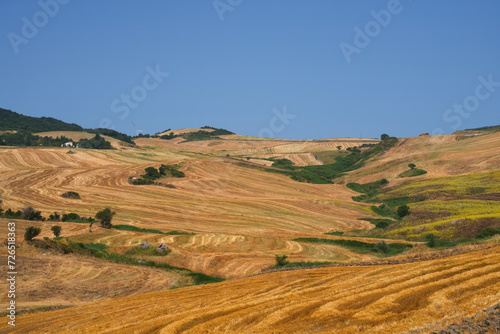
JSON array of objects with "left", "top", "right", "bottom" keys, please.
[
  {"left": 397, "top": 204, "right": 410, "bottom": 218},
  {"left": 275, "top": 254, "right": 289, "bottom": 267},
  {"left": 426, "top": 233, "right": 437, "bottom": 248},
  {"left": 22, "top": 206, "right": 44, "bottom": 221},
  {"left": 373, "top": 240, "right": 389, "bottom": 253},
  {"left": 24, "top": 226, "right": 41, "bottom": 241},
  {"left": 4, "top": 209, "right": 22, "bottom": 219},
  {"left": 61, "top": 213, "right": 81, "bottom": 222},
  {"left": 49, "top": 212, "right": 60, "bottom": 221},
  {"left": 408, "top": 163, "right": 416, "bottom": 170},
  {"left": 61, "top": 191, "right": 81, "bottom": 199},
  {"left": 51, "top": 226, "right": 62, "bottom": 237},
  {"left": 145, "top": 167, "right": 161, "bottom": 179},
  {"left": 381, "top": 134, "right": 390, "bottom": 140},
  {"left": 476, "top": 227, "right": 500, "bottom": 239},
  {"left": 95, "top": 208, "right": 116, "bottom": 229}
]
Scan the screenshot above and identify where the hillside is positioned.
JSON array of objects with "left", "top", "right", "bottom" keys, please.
[
  {"left": 3, "top": 245, "right": 499, "bottom": 333},
  {"left": 0, "top": 128, "right": 498, "bottom": 333},
  {"left": 0, "top": 108, "right": 83, "bottom": 132}
]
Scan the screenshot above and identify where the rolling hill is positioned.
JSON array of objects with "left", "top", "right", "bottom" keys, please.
[{"left": 0, "top": 121, "right": 498, "bottom": 333}]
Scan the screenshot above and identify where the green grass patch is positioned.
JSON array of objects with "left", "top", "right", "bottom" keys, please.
[
  {"left": 359, "top": 218, "right": 397, "bottom": 229},
  {"left": 264, "top": 137, "right": 397, "bottom": 184},
  {"left": 325, "top": 231, "right": 344, "bottom": 236},
  {"left": 398, "top": 168, "right": 428, "bottom": 178}
]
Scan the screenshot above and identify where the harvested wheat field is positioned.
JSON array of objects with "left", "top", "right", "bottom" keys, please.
[
  {"left": 345, "top": 132, "right": 500, "bottom": 184},
  {"left": 3, "top": 245, "right": 499, "bottom": 333},
  {"left": 1, "top": 130, "right": 499, "bottom": 333}
]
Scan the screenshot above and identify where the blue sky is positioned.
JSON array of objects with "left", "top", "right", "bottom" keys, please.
[{"left": 1, "top": 1, "right": 499, "bottom": 139}]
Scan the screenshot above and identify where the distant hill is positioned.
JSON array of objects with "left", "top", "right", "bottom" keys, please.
[
  {"left": 464, "top": 125, "right": 500, "bottom": 131},
  {"left": 0, "top": 108, "right": 83, "bottom": 132},
  {"left": 0, "top": 108, "right": 135, "bottom": 144}
]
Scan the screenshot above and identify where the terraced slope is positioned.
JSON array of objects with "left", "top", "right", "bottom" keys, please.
[
  {"left": 346, "top": 132, "right": 500, "bottom": 184},
  {"left": 0, "top": 147, "right": 371, "bottom": 237},
  {"left": 5, "top": 245, "right": 499, "bottom": 333}
]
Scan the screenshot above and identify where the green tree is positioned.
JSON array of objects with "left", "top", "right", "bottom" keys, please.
[
  {"left": 374, "top": 240, "right": 389, "bottom": 253},
  {"left": 24, "top": 226, "right": 41, "bottom": 241},
  {"left": 381, "top": 134, "right": 390, "bottom": 140},
  {"left": 144, "top": 167, "right": 160, "bottom": 179},
  {"left": 425, "top": 233, "right": 437, "bottom": 248},
  {"left": 397, "top": 204, "right": 410, "bottom": 218},
  {"left": 336, "top": 145, "right": 342, "bottom": 151},
  {"left": 408, "top": 163, "right": 416, "bottom": 170},
  {"left": 51, "top": 225, "right": 62, "bottom": 237},
  {"left": 95, "top": 208, "right": 116, "bottom": 229},
  {"left": 275, "top": 254, "right": 289, "bottom": 267}
]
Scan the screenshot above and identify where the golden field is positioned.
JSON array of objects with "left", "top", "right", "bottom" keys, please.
[
  {"left": 0, "top": 130, "right": 499, "bottom": 333},
  {"left": 2, "top": 245, "right": 499, "bottom": 333}
]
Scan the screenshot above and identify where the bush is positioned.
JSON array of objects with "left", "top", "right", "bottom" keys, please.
[
  {"left": 275, "top": 254, "right": 289, "bottom": 267},
  {"left": 49, "top": 212, "right": 60, "bottom": 221},
  {"left": 373, "top": 240, "right": 389, "bottom": 253},
  {"left": 61, "top": 213, "right": 81, "bottom": 222},
  {"left": 4, "top": 209, "right": 22, "bottom": 219},
  {"left": 426, "top": 233, "right": 437, "bottom": 248},
  {"left": 22, "top": 207, "right": 44, "bottom": 221},
  {"left": 51, "top": 226, "right": 62, "bottom": 237},
  {"left": 61, "top": 191, "right": 81, "bottom": 199},
  {"left": 145, "top": 167, "right": 161, "bottom": 179},
  {"left": 397, "top": 204, "right": 410, "bottom": 218},
  {"left": 408, "top": 163, "right": 416, "bottom": 170},
  {"left": 476, "top": 227, "right": 500, "bottom": 239},
  {"left": 24, "top": 226, "right": 41, "bottom": 241},
  {"left": 95, "top": 208, "right": 116, "bottom": 229}
]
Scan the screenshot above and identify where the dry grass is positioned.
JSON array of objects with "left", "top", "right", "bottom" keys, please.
[
  {"left": 0, "top": 133, "right": 498, "bottom": 332},
  {"left": 345, "top": 132, "right": 500, "bottom": 184},
  {"left": 3, "top": 245, "right": 498, "bottom": 333}
]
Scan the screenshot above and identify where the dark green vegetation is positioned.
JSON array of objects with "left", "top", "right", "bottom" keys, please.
[
  {"left": 130, "top": 164, "right": 185, "bottom": 185},
  {"left": 24, "top": 226, "right": 41, "bottom": 241},
  {"left": 0, "top": 108, "right": 133, "bottom": 146},
  {"left": 0, "top": 131, "right": 74, "bottom": 147},
  {"left": 0, "top": 132, "right": 113, "bottom": 149},
  {"left": 398, "top": 168, "right": 428, "bottom": 178},
  {"left": 294, "top": 238, "right": 413, "bottom": 257},
  {"left": 325, "top": 231, "right": 344, "bottom": 236},
  {"left": 61, "top": 212, "right": 95, "bottom": 224},
  {"left": 95, "top": 208, "right": 116, "bottom": 229},
  {"left": 348, "top": 179, "right": 425, "bottom": 220},
  {"left": 156, "top": 127, "right": 234, "bottom": 142},
  {"left": 87, "top": 128, "right": 134, "bottom": 144},
  {"left": 78, "top": 134, "right": 113, "bottom": 149},
  {"left": 112, "top": 224, "right": 193, "bottom": 235},
  {"left": 274, "top": 254, "right": 289, "bottom": 267},
  {"left": 0, "top": 108, "right": 83, "bottom": 132},
  {"left": 359, "top": 218, "right": 397, "bottom": 229},
  {"left": 61, "top": 191, "right": 81, "bottom": 199},
  {"left": 50, "top": 225, "right": 62, "bottom": 237},
  {"left": 476, "top": 227, "right": 500, "bottom": 239},
  {"left": 266, "top": 136, "right": 397, "bottom": 184}
]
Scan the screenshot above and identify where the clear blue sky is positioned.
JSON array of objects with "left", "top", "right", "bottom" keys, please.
[{"left": 1, "top": 1, "right": 499, "bottom": 139}]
